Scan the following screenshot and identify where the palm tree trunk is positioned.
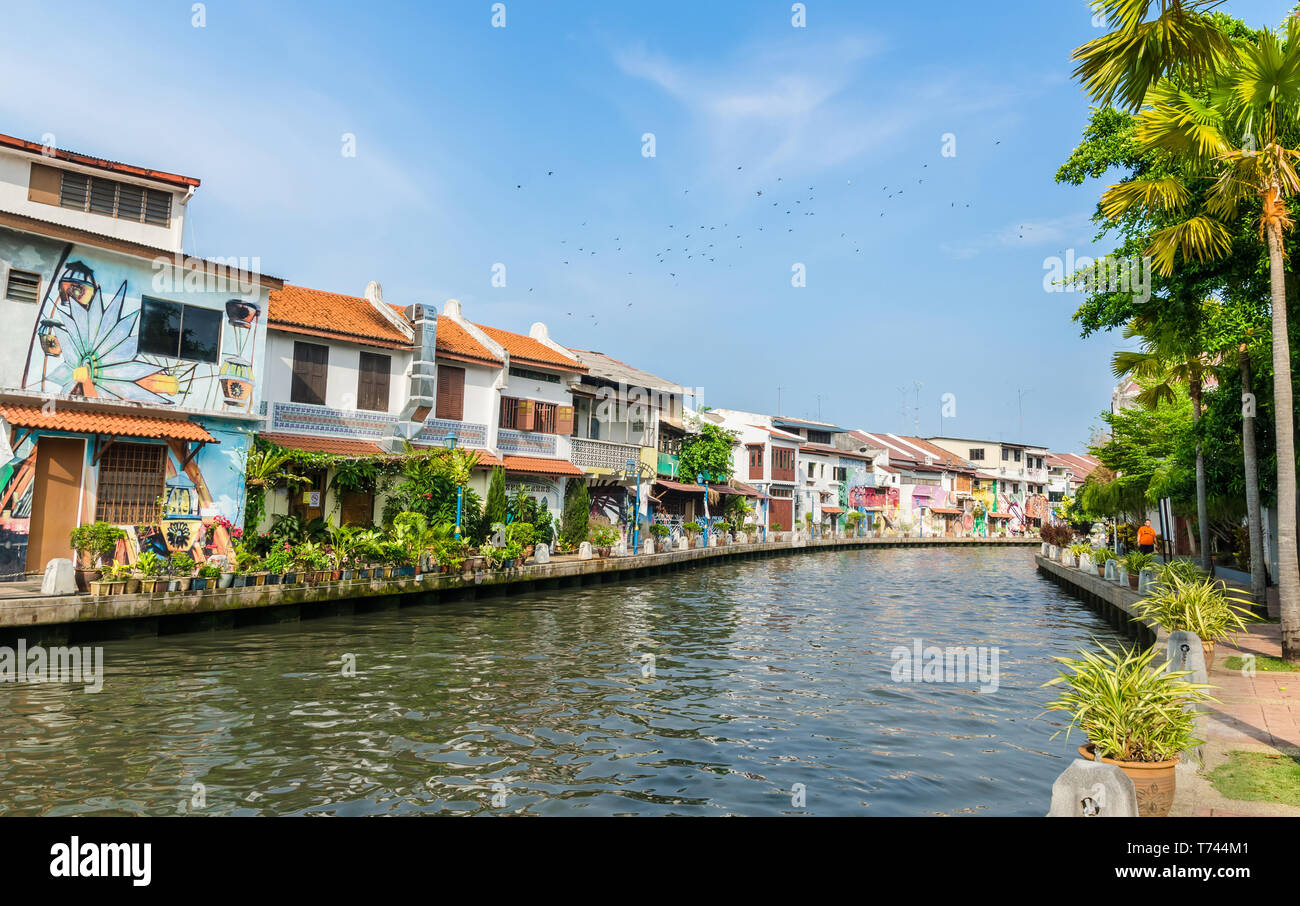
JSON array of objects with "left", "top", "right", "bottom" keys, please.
[
  {"left": 1265, "top": 218, "right": 1300, "bottom": 662},
  {"left": 1240, "top": 348, "right": 1267, "bottom": 607},
  {"left": 1191, "top": 377, "right": 1211, "bottom": 572}
]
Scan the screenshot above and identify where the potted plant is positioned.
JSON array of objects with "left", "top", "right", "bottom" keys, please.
[
  {"left": 263, "top": 547, "right": 293, "bottom": 585},
  {"left": 590, "top": 525, "right": 618, "bottom": 558},
  {"left": 1067, "top": 542, "right": 1091, "bottom": 568},
  {"left": 649, "top": 523, "right": 671, "bottom": 553},
  {"left": 506, "top": 522, "right": 536, "bottom": 562},
  {"left": 713, "top": 520, "right": 732, "bottom": 544},
  {"left": 88, "top": 563, "right": 122, "bottom": 596},
  {"left": 1091, "top": 546, "right": 1117, "bottom": 578},
  {"left": 168, "top": 553, "right": 195, "bottom": 592},
  {"left": 1131, "top": 575, "right": 1259, "bottom": 669},
  {"left": 135, "top": 550, "right": 169, "bottom": 594},
  {"left": 770, "top": 521, "right": 783, "bottom": 541},
  {"left": 193, "top": 564, "right": 221, "bottom": 591},
  {"left": 1043, "top": 641, "right": 1214, "bottom": 817},
  {"left": 846, "top": 512, "right": 862, "bottom": 537},
  {"left": 1121, "top": 551, "right": 1154, "bottom": 590},
  {"left": 69, "top": 522, "right": 126, "bottom": 592},
  {"left": 500, "top": 539, "right": 524, "bottom": 568}
]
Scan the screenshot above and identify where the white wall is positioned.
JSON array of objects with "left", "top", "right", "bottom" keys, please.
[
  {"left": 264, "top": 331, "right": 411, "bottom": 415},
  {"left": 0, "top": 148, "right": 186, "bottom": 251}
]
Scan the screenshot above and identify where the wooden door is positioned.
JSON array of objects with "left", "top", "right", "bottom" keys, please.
[
  {"left": 339, "top": 490, "right": 374, "bottom": 527},
  {"left": 26, "top": 437, "right": 85, "bottom": 572},
  {"left": 289, "top": 469, "right": 327, "bottom": 523},
  {"left": 769, "top": 498, "right": 792, "bottom": 532}
]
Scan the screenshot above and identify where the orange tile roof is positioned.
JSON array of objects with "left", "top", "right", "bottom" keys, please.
[
  {"left": 269, "top": 285, "right": 412, "bottom": 348},
  {"left": 433, "top": 318, "right": 502, "bottom": 366},
  {"left": 0, "top": 405, "right": 215, "bottom": 442},
  {"left": 259, "top": 432, "right": 384, "bottom": 457},
  {"left": 474, "top": 324, "right": 586, "bottom": 372},
  {"left": 502, "top": 455, "right": 585, "bottom": 476}
]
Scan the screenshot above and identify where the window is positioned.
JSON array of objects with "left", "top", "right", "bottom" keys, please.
[
  {"left": 436, "top": 364, "right": 465, "bottom": 420},
  {"left": 508, "top": 366, "right": 560, "bottom": 384},
  {"left": 59, "top": 171, "right": 172, "bottom": 226},
  {"left": 1001, "top": 448, "right": 1010, "bottom": 461},
  {"left": 833, "top": 467, "right": 847, "bottom": 481},
  {"left": 968, "top": 448, "right": 985, "bottom": 461},
  {"left": 5, "top": 268, "right": 40, "bottom": 303},
  {"left": 500, "top": 397, "right": 561, "bottom": 433},
  {"left": 94, "top": 442, "right": 167, "bottom": 524},
  {"left": 748, "top": 446, "right": 763, "bottom": 468},
  {"left": 291, "top": 341, "right": 329, "bottom": 405},
  {"left": 138, "top": 297, "right": 221, "bottom": 363},
  {"left": 1014, "top": 449, "right": 1022, "bottom": 462},
  {"left": 356, "top": 351, "right": 391, "bottom": 411},
  {"left": 806, "top": 430, "right": 831, "bottom": 445}
]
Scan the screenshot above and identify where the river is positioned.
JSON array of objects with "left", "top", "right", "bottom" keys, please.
[{"left": 0, "top": 546, "right": 1125, "bottom": 816}]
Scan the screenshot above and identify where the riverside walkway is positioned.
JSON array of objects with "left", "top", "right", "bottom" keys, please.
[
  {"left": 1036, "top": 553, "right": 1300, "bottom": 818},
  {"left": 0, "top": 535, "right": 1035, "bottom": 642}
]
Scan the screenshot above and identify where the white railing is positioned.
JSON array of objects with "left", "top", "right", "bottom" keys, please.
[{"left": 571, "top": 437, "right": 642, "bottom": 470}]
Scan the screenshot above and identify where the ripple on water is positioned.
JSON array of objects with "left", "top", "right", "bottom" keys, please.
[{"left": 0, "top": 547, "right": 1123, "bottom": 816}]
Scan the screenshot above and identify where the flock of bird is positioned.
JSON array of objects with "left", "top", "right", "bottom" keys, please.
[{"left": 509, "top": 143, "right": 1000, "bottom": 327}]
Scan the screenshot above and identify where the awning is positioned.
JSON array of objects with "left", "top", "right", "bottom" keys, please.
[
  {"left": 728, "top": 481, "right": 767, "bottom": 499},
  {"left": 861, "top": 506, "right": 884, "bottom": 511},
  {"left": 656, "top": 478, "right": 705, "bottom": 493},
  {"left": 988, "top": 511, "right": 1014, "bottom": 519},
  {"left": 820, "top": 505, "right": 844, "bottom": 514},
  {"left": 502, "top": 455, "right": 584, "bottom": 477},
  {"left": 1, "top": 404, "right": 215, "bottom": 443},
  {"left": 931, "top": 507, "right": 964, "bottom": 515}
]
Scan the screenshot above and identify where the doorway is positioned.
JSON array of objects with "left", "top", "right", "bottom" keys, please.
[{"left": 26, "top": 437, "right": 85, "bottom": 572}]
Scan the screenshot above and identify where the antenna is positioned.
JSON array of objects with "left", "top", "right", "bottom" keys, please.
[
  {"left": 1017, "top": 387, "right": 1032, "bottom": 440},
  {"left": 912, "top": 381, "right": 923, "bottom": 436},
  {"left": 897, "top": 386, "right": 909, "bottom": 432}
]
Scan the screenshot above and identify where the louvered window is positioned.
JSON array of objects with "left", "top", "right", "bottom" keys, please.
[
  {"left": 435, "top": 365, "right": 464, "bottom": 420},
  {"left": 291, "top": 342, "right": 329, "bottom": 405},
  {"left": 58, "top": 171, "right": 172, "bottom": 226},
  {"left": 356, "top": 352, "right": 391, "bottom": 412},
  {"left": 5, "top": 269, "right": 41, "bottom": 303}
]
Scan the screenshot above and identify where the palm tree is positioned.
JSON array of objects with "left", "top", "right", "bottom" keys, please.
[
  {"left": 1072, "top": 0, "right": 1232, "bottom": 112},
  {"left": 1111, "top": 314, "right": 1213, "bottom": 570},
  {"left": 1239, "top": 343, "right": 1267, "bottom": 604},
  {"left": 1097, "top": 21, "right": 1300, "bottom": 660}
]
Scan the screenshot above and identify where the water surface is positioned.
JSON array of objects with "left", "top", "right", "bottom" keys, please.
[{"left": 0, "top": 547, "right": 1123, "bottom": 816}]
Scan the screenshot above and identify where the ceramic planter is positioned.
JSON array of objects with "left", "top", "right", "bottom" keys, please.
[
  {"left": 1079, "top": 745, "right": 1178, "bottom": 818},
  {"left": 141, "top": 577, "right": 169, "bottom": 594},
  {"left": 264, "top": 573, "right": 281, "bottom": 586},
  {"left": 1128, "top": 574, "right": 1139, "bottom": 591},
  {"left": 341, "top": 569, "right": 355, "bottom": 580},
  {"left": 191, "top": 577, "right": 209, "bottom": 591},
  {"left": 219, "top": 572, "right": 235, "bottom": 589},
  {"left": 88, "top": 580, "right": 114, "bottom": 596}
]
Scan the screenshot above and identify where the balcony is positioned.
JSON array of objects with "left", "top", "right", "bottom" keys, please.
[
  {"left": 497, "top": 428, "right": 560, "bottom": 457},
  {"left": 264, "top": 401, "right": 487, "bottom": 448},
  {"left": 571, "top": 437, "right": 642, "bottom": 472}
]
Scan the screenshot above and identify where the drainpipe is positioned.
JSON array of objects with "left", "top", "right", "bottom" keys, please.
[{"left": 385, "top": 304, "right": 438, "bottom": 452}]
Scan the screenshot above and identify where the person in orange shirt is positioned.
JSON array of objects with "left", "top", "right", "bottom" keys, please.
[{"left": 1137, "top": 520, "right": 1156, "bottom": 554}]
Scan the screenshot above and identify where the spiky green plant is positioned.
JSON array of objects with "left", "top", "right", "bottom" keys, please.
[
  {"left": 1132, "top": 574, "right": 1260, "bottom": 645},
  {"left": 1043, "top": 640, "right": 1215, "bottom": 763}
]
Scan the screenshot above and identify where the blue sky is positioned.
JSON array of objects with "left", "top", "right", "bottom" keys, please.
[{"left": 2, "top": 0, "right": 1295, "bottom": 451}]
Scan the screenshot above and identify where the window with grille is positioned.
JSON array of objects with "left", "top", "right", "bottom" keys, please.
[
  {"left": 500, "top": 396, "right": 557, "bottom": 433},
  {"left": 5, "top": 268, "right": 40, "bottom": 303},
  {"left": 95, "top": 443, "right": 167, "bottom": 524},
  {"left": 59, "top": 171, "right": 173, "bottom": 226},
  {"left": 806, "top": 430, "right": 831, "bottom": 445}
]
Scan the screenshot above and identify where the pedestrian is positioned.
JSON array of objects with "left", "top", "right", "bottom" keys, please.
[{"left": 1137, "top": 519, "right": 1156, "bottom": 555}]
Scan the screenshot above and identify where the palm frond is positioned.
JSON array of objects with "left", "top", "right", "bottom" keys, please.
[
  {"left": 1142, "top": 213, "right": 1233, "bottom": 274},
  {"left": 1100, "top": 177, "right": 1193, "bottom": 221}
]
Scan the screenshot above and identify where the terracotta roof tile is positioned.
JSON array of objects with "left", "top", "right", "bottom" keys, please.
[
  {"left": 0, "top": 405, "right": 215, "bottom": 442},
  {"left": 269, "top": 285, "right": 412, "bottom": 347},
  {"left": 475, "top": 324, "right": 586, "bottom": 372},
  {"left": 259, "top": 433, "right": 384, "bottom": 457},
  {"left": 0, "top": 132, "right": 200, "bottom": 188},
  {"left": 433, "top": 319, "right": 502, "bottom": 366},
  {"left": 502, "top": 455, "right": 585, "bottom": 476}
]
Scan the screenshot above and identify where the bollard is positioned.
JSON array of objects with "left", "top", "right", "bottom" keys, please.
[
  {"left": 1078, "top": 553, "right": 1093, "bottom": 574},
  {"left": 1138, "top": 567, "right": 1158, "bottom": 595},
  {"left": 533, "top": 542, "right": 550, "bottom": 564},
  {"left": 578, "top": 541, "right": 593, "bottom": 561},
  {"left": 1047, "top": 758, "right": 1139, "bottom": 817},
  {"left": 41, "top": 558, "right": 77, "bottom": 596}
]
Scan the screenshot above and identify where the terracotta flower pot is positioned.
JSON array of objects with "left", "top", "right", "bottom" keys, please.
[
  {"left": 1128, "top": 574, "right": 1139, "bottom": 591},
  {"left": 1079, "top": 744, "right": 1179, "bottom": 818},
  {"left": 1203, "top": 640, "right": 1216, "bottom": 670}
]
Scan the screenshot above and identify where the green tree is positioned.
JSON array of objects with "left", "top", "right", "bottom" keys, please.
[
  {"left": 678, "top": 420, "right": 739, "bottom": 483},
  {"left": 560, "top": 478, "right": 590, "bottom": 547},
  {"left": 485, "top": 465, "right": 508, "bottom": 527}
]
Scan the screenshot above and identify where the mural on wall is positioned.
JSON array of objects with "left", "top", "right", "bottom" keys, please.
[
  {"left": 13, "top": 246, "right": 261, "bottom": 412},
  {"left": 588, "top": 482, "right": 628, "bottom": 525},
  {"left": 506, "top": 477, "right": 562, "bottom": 535},
  {"left": 0, "top": 434, "right": 37, "bottom": 579}
]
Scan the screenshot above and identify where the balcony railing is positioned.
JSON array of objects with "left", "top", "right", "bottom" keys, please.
[
  {"left": 265, "top": 401, "right": 487, "bottom": 448},
  {"left": 571, "top": 437, "right": 641, "bottom": 471},
  {"left": 497, "top": 428, "right": 558, "bottom": 457}
]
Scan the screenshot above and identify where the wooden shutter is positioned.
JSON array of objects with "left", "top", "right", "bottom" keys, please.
[
  {"left": 291, "top": 342, "right": 329, "bottom": 405},
  {"left": 555, "top": 405, "right": 574, "bottom": 436},
  {"left": 436, "top": 365, "right": 465, "bottom": 420},
  {"left": 515, "top": 399, "right": 534, "bottom": 430},
  {"left": 356, "top": 351, "right": 391, "bottom": 411}
]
